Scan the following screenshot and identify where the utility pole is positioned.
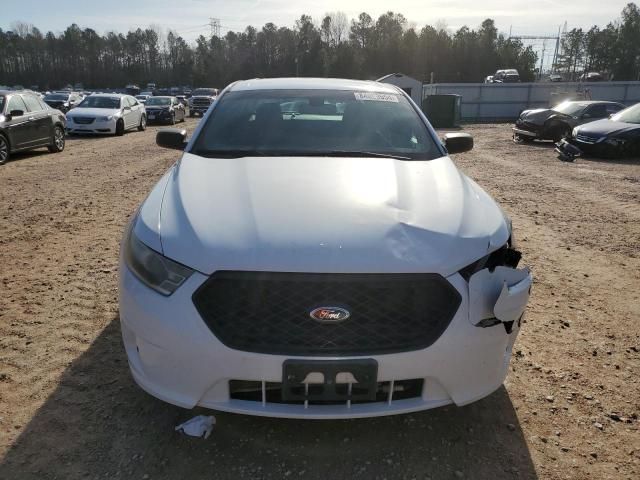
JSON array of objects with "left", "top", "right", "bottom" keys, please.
[{"left": 209, "top": 18, "right": 221, "bottom": 38}]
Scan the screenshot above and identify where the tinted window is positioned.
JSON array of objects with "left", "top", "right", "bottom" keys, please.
[
  {"left": 585, "top": 104, "right": 607, "bottom": 118},
  {"left": 22, "top": 94, "right": 43, "bottom": 112},
  {"left": 192, "top": 88, "right": 217, "bottom": 96},
  {"left": 606, "top": 104, "right": 624, "bottom": 114},
  {"left": 78, "top": 96, "right": 121, "bottom": 109},
  {"left": 146, "top": 97, "right": 171, "bottom": 106},
  {"left": 192, "top": 89, "right": 441, "bottom": 160},
  {"left": 7, "top": 95, "right": 28, "bottom": 114},
  {"left": 44, "top": 94, "right": 69, "bottom": 101}
]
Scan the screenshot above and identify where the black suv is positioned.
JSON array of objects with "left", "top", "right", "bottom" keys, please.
[{"left": 0, "top": 90, "right": 67, "bottom": 165}]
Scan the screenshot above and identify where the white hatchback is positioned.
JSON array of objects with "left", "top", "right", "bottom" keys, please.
[{"left": 119, "top": 78, "right": 532, "bottom": 419}]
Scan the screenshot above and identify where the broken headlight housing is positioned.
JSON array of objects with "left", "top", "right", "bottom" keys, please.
[
  {"left": 459, "top": 219, "right": 521, "bottom": 281},
  {"left": 123, "top": 223, "right": 194, "bottom": 296}
]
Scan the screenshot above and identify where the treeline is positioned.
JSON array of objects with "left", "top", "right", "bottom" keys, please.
[
  {"left": 555, "top": 3, "right": 640, "bottom": 80},
  {"left": 0, "top": 5, "right": 638, "bottom": 89}
]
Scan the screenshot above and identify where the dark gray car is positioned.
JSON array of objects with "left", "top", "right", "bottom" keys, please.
[
  {"left": 0, "top": 90, "right": 67, "bottom": 165},
  {"left": 513, "top": 100, "right": 625, "bottom": 142}
]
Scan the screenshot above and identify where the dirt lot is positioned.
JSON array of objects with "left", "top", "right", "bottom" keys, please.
[{"left": 0, "top": 120, "right": 638, "bottom": 479}]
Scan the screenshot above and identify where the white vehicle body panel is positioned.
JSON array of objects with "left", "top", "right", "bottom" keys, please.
[
  {"left": 144, "top": 153, "right": 509, "bottom": 276},
  {"left": 120, "top": 77, "right": 532, "bottom": 419}
]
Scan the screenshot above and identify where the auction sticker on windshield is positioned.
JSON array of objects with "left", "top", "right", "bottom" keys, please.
[{"left": 354, "top": 92, "right": 399, "bottom": 102}]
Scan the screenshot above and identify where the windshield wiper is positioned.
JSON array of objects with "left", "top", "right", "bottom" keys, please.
[
  {"left": 323, "top": 150, "right": 412, "bottom": 160},
  {"left": 191, "top": 149, "right": 272, "bottom": 158},
  {"left": 191, "top": 149, "right": 412, "bottom": 160}
]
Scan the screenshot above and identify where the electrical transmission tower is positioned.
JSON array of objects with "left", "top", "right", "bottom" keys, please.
[
  {"left": 508, "top": 29, "right": 563, "bottom": 77},
  {"left": 209, "top": 18, "right": 221, "bottom": 38}
]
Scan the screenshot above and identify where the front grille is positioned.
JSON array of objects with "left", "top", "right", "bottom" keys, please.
[
  {"left": 192, "top": 98, "right": 211, "bottom": 106},
  {"left": 192, "top": 272, "right": 462, "bottom": 355},
  {"left": 229, "top": 378, "right": 424, "bottom": 405},
  {"left": 576, "top": 133, "right": 600, "bottom": 143},
  {"left": 72, "top": 117, "right": 95, "bottom": 125}
]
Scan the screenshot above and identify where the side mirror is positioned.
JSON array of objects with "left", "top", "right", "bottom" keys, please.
[
  {"left": 9, "top": 109, "right": 24, "bottom": 118},
  {"left": 443, "top": 132, "right": 474, "bottom": 154},
  {"left": 157, "top": 128, "right": 188, "bottom": 150}
]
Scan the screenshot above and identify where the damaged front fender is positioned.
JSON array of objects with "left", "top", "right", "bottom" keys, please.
[{"left": 468, "top": 266, "right": 532, "bottom": 332}]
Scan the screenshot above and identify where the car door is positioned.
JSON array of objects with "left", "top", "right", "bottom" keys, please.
[
  {"left": 173, "top": 97, "right": 183, "bottom": 120},
  {"left": 4, "top": 94, "right": 33, "bottom": 149},
  {"left": 125, "top": 96, "right": 140, "bottom": 128},
  {"left": 21, "top": 93, "right": 51, "bottom": 146}
]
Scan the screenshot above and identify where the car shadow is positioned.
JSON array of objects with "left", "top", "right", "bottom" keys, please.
[{"left": 0, "top": 316, "right": 538, "bottom": 480}]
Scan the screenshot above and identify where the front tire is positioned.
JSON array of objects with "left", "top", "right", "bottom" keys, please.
[
  {"left": 47, "top": 125, "right": 65, "bottom": 153},
  {"left": 115, "top": 119, "right": 125, "bottom": 136},
  {"left": 0, "top": 134, "right": 9, "bottom": 165},
  {"left": 138, "top": 115, "right": 146, "bottom": 131},
  {"left": 551, "top": 124, "right": 571, "bottom": 143}
]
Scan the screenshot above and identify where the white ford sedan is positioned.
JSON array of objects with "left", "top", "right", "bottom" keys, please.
[
  {"left": 66, "top": 93, "right": 146, "bottom": 136},
  {"left": 119, "top": 78, "right": 532, "bottom": 419}
]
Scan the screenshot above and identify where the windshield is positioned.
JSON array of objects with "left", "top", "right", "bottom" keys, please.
[
  {"left": 78, "top": 96, "right": 121, "bottom": 109},
  {"left": 610, "top": 103, "right": 640, "bottom": 124},
  {"left": 552, "top": 101, "right": 587, "bottom": 116},
  {"left": 193, "top": 89, "right": 216, "bottom": 96},
  {"left": 146, "top": 97, "right": 171, "bottom": 106},
  {"left": 192, "top": 89, "right": 441, "bottom": 160},
  {"left": 45, "top": 94, "right": 69, "bottom": 101}
]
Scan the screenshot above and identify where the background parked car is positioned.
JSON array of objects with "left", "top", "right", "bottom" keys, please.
[
  {"left": 66, "top": 93, "right": 146, "bottom": 136},
  {"left": 513, "top": 100, "right": 625, "bottom": 142},
  {"left": 556, "top": 102, "right": 640, "bottom": 159},
  {"left": 188, "top": 87, "right": 218, "bottom": 116},
  {"left": 144, "top": 96, "right": 185, "bottom": 124},
  {"left": 493, "top": 69, "right": 520, "bottom": 83},
  {"left": 0, "top": 89, "right": 66, "bottom": 165},
  {"left": 135, "top": 94, "right": 151, "bottom": 104},
  {"left": 484, "top": 75, "right": 494, "bottom": 84},
  {"left": 580, "top": 72, "right": 604, "bottom": 82},
  {"left": 43, "top": 92, "right": 83, "bottom": 113}
]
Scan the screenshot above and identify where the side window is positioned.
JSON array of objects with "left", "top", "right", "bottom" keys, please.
[
  {"left": 7, "top": 95, "right": 28, "bottom": 114},
  {"left": 37, "top": 97, "right": 49, "bottom": 110},
  {"left": 586, "top": 104, "right": 607, "bottom": 118},
  {"left": 607, "top": 104, "right": 624, "bottom": 114},
  {"left": 22, "top": 94, "right": 44, "bottom": 112}
]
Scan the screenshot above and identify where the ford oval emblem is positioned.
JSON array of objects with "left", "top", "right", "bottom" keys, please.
[{"left": 309, "top": 306, "right": 351, "bottom": 324}]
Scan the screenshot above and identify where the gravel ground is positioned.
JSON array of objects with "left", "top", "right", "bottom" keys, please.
[{"left": 0, "top": 120, "right": 638, "bottom": 479}]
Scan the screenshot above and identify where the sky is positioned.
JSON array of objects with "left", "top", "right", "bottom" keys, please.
[{"left": 2, "top": 0, "right": 633, "bottom": 41}]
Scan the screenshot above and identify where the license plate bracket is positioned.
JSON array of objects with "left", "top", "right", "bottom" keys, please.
[{"left": 282, "top": 359, "right": 378, "bottom": 402}]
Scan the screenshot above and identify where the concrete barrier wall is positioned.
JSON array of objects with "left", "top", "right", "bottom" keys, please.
[{"left": 422, "top": 82, "right": 640, "bottom": 122}]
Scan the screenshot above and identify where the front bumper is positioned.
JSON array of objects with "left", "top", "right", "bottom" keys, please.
[
  {"left": 119, "top": 262, "right": 532, "bottom": 419},
  {"left": 66, "top": 117, "right": 116, "bottom": 134},
  {"left": 146, "top": 110, "right": 173, "bottom": 123}
]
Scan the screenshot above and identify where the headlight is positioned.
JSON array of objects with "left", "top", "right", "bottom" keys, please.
[
  {"left": 572, "top": 127, "right": 579, "bottom": 138},
  {"left": 63, "top": 102, "right": 69, "bottom": 107},
  {"left": 123, "top": 225, "right": 194, "bottom": 296},
  {"left": 99, "top": 115, "right": 114, "bottom": 121}
]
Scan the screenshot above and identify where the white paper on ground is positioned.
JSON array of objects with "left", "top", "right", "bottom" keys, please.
[{"left": 175, "top": 415, "right": 216, "bottom": 439}]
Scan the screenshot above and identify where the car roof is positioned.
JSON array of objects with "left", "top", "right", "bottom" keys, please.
[
  {"left": 228, "top": 77, "right": 401, "bottom": 94},
  {"left": 562, "top": 100, "right": 621, "bottom": 106}
]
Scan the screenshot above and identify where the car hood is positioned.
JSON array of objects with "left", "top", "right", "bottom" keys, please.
[
  {"left": 137, "top": 153, "right": 510, "bottom": 276},
  {"left": 67, "top": 107, "right": 120, "bottom": 117},
  {"left": 520, "top": 108, "right": 555, "bottom": 124},
  {"left": 577, "top": 118, "right": 640, "bottom": 136}
]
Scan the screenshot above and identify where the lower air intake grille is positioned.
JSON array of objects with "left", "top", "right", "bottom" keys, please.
[{"left": 192, "top": 272, "right": 461, "bottom": 356}]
